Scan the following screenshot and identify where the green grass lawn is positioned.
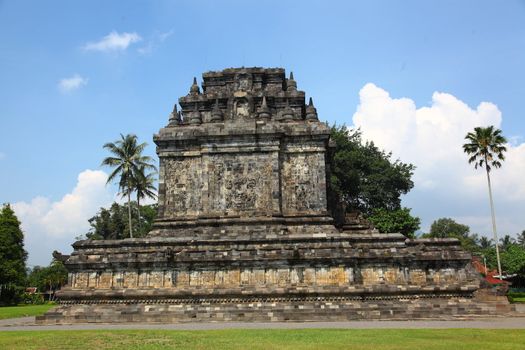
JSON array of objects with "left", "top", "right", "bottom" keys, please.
[
  {"left": 0, "top": 329, "right": 523, "bottom": 350},
  {"left": 511, "top": 297, "right": 525, "bottom": 303},
  {"left": 0, "top": 304, "right": 56, "bottom": 320}
]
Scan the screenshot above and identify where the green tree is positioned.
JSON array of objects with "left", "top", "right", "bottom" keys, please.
[
  {"left": 428, "top": 218, "right": 470, "bottom": 238},
  {"left": 367, "top": 208, "right": 420, "bottom": 238},
  {"left": 86, "top": 207, "right": 113, "bottom": 240},
  {"left": 43, "top": 260, "right": 68, "bottom": 301},
  {"left": 27, "top": 266, "right": 47, "bottom": 292},
  {"left": 517, "top": 230, "right": 525, "bottom": 248},
  {"left": 479, "top": 236, "right": 493, "bottom": 250},
  {"left": 27, "top": 259, "right": 68, "bottom": 300},
  {"left": 500, "top": 244, "right": 525, "bottom": 275},
  {"left": 137, "top": 203, "right": 158, "bottom": 237},
  {"left": 481, "top": 244, "right": 525, "bottom": 277},
  {"left": 131, "top": 166, "right": 157, "bottom": 232},
  {"left": 500, "top": 235, "right": 515, "bottom": 251},
  {"left": 329, "top": 126, "right": 415, "bottom": 215},
  {"left": 101, "top": 134, "right": 156, "bottom": 238},
  {"left": 423, "top": 218, "right": 480, "bottom": 253},
  {"left": 463, "top": 126, "right": 507, "bottom": 278},
  {"left": 85, "top": 202, "right": 158, "bottom": 240},
  {"left": 0, "top": 204, "right": 27, "bottom": 305}
]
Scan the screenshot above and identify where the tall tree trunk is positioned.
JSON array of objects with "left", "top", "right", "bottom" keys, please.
[
  {"left": 127, "top": 191, "right": 133, "bottom": 238},
  {"left": 486, "top": 163, "right": 502, "bottom": 279}
]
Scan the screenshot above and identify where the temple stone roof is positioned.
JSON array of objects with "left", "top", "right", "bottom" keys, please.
[{"left": 166, "top": 67, "right": 318, "bottom": 126}]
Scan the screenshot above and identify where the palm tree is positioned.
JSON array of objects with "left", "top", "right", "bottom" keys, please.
[
  {"left": 133, "top": 166, "right": 157, "bottom": 234},
  {"left": 101, "top": 134, "right": 155, "bottom": 238},
  {"left": 463, "top": 126, "right": 507, "bottom": 278},
  {"left": 479, "top": 236, "right": 493, "bottom": 250},
  {"left": 518, "top": 230, "right": 525, "bottom": 248},
  {"left": 500, "top": 235, "right": 515, "bottom": 251}
]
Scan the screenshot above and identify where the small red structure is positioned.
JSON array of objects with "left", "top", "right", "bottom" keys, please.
[{"left": 471, "top": 256, "right": 510, "bottom": 285}]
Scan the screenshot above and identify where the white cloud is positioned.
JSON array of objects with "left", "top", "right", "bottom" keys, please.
[
  {"left": 349, "top": 83, "right": 525, "bottom": 236},
  {"left": 13, "top": 170, "right": 113, "bottom": 266},
  {"left": 137, "top": 29, "right": 174, "bottom": 55},
  {"left": 83, "top": 31, "right": 142, "bottom": 52},
  {"left": 58, "top": 74, "right": 88, "bottom": 93}
]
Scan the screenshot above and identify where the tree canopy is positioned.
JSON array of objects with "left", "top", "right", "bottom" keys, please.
[
  {"left": 329, "top": 126, "right": 415, "bottom": 215},
  {"left": 27, "top": 259, "right": 68, "bottom": 300},
  {"left": 0, "top": 203, "right": 27, "bottom": 305},
  {"left": 463, "top": 126, "right": 507, "bottom": 173},
  {"left": 423, "top": 217, "right": 480, "bottom": 253},
  {"left": 428, "top": 218, "right": 470, "bottom": 239},
  {"left": 84, "top": 202, "right": 158, "bottom": 240},
  {"left": 367, "top": 208, "right": 420, "bottom": 238},
  {"left": 328, "top": 126, "right": 419, "bottom": 237}
]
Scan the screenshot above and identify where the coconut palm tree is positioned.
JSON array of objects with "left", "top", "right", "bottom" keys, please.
[
  {"left": 479, "top": 236, "right": 493, "bottom": 250},
  {"left": 463, "top": 126, "right": 507, "bottom": 278},
  {"left": 101, "top": 134, "right": 155, "bottom": 238},
  {"left": 500, "top": 235, "right": 515, "bottom": 251},
  {"left": 132, "top": 166, "right": 157, "bottom": 234},
  {"left": 518, "top": 230, "right": 525, "bottom": 248}
]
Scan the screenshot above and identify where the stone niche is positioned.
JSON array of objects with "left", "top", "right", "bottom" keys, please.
[{"left": 37, "top": 68, "right": 501, "bottom": 325}]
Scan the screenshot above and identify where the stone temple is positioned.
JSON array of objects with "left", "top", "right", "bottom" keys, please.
[{"left": 39, "top": 67, "right": 512, "bottom": 323}]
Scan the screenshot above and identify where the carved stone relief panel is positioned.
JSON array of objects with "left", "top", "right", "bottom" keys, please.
[
  {"left": 98, "top": 272, "right": 112, "bottom": 288},
  {"left": 282, "top": 152, "right": 327, "bottom": 215},
  {"left": 409, "top": 269, "right": 427, "bottom": 285},
  {"left": 206, "top": 153, "right": 276, "bottom": 216},
  {"left": 164, "top": 157, "right": 202, "bottom": 218},
  {"left": 175, "top": 270, "right": 190, "bottom": 287},
  {"left": 234, "top": 73, "right": 252, "bottom": 91},
  {"left": 123, "top": 272, "right": 138, "bottom": 288},
  {"left": 149, "top": 271, "right": 164, "bottom": 288},
  {"left": 74, "top": 272, "right": 88, "bottom": 289}
]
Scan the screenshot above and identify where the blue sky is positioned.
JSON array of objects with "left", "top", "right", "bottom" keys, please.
[{"left": 1, "top": 0, "right": 524, "bottom": 266}]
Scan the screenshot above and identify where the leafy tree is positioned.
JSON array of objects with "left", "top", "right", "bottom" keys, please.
[
  {"left": 329, "top": 126, "right": 415, "bottom": 216},
  {"left": 85, "top": 202, "right": 157, "bottom": 240},
  {"left": 101, "top": 134, "right": 156, "bottom": 238},
  {"left": 463, "top": 125, "right": 507, "bottom": 278},
  {"left": 27, "top": 259, "right": 68, "bottom": 300},
  {"left": 479, "top": 236, "right": 493, "bottom": 250},
  {"left": 130, "top": 166, "right": 157, "bottom": 232},
  {"left": 367, "top": 208, "right": 420, "bottom": 238},
  {"left": 500, "top": 235, "right": 515, "bottom": 251},
  {"left": 500, "top": 244, "right": 525, "bottom": 275},
  {"left": 427, "top": 218, "right": 470, "bottom": 238},
  {"left": 517, "top": 230, "right": 525, "bottom": 248},
  {"left": 87, "top": 207, "right": 113, "bottom": 240},
  {"left": 422, "top": 218, "right": 481, "bottom": 253},
  {"left": 85, "top": 203, "right": 128, "bottom": 240},
  {"left": 27, "top": 266, "right": 46, "bottom": 292},
  {"left": 0, "top": 204, "right": 27, "bottom": 305}
]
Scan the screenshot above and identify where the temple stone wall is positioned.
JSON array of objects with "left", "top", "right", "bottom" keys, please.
[
  {"left": 69, "top": 266, "right": 468, "bottom": 290},
  {"left": 157, "top": 137, "right": 328, "bottom": 223}
]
